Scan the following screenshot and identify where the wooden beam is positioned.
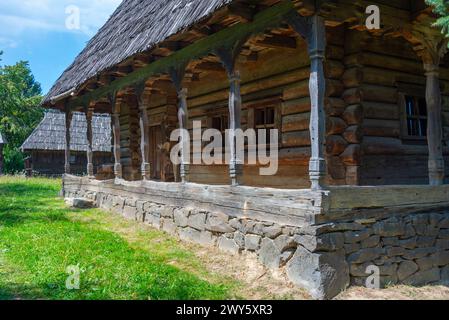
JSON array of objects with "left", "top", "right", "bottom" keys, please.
[
  {"left": 228, "top": 2, "right": 257, "bottom": 22},
  {"left": 256, "top": 34, "right": 297, "bottom": 49},
  {"left": 194, "top": 61, "right": 224, "bottom": 72}
]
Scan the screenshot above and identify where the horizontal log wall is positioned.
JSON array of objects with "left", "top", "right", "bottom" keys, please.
[
  {"left": 180, "top": 31, "right": 349, "bottom": 188},
  {"left": 357, "top": 35, "right": 449, "bottom": 185},
  {"left": 118, "top": 25, "right": 449, "bottom": 188}
]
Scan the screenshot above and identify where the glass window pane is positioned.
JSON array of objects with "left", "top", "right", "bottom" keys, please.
[
  {"left": 419, "top": 119, "right": 427, "bottom": 137},
  {"left": 266, "top": 107, "right": 275, "bottom": 125},
  {"left": 255, "top": 109, "right": 265, "bottom": 126},
  {"left": 405, "top": 96, "right": 415, "bottom": 116},
  {"left": 407, "top": 119, "right": 418, "bottom": 136},
  {"left": 418, "top": 98, "right": 427, "bottom": 117}
]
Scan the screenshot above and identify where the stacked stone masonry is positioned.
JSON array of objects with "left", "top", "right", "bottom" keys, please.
[{"left": 66, "top": 188, "right": 449, "bottom": 299}]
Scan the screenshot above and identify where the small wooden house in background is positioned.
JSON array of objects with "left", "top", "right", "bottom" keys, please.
[
  {"left": 0, "top": 132, "right": 6, "bottom": 175},
  {"left": 21, "top": 110, "right": 112, "bottom": 177}
]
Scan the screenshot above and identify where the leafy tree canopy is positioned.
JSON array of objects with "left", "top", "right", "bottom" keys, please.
[
  {"left": 0, "top": 51, "right": 44, "bottom": 173},
  {"left": 426, "top": 0, "right": 449, "bottom": 38}
]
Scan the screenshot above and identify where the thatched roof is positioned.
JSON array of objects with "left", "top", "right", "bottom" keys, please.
[
  {"left": 44, "top": 0, "right": 233, "bottom": 104},
  {"left": 21, "top": 110, "right": 112, "bottom": 153},
  {"left": 0, "top": 132, "right": 5, "bottom": 145}
]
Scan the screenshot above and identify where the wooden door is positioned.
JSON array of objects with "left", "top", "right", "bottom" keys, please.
[{"left": 149, "top": 125, "right": 163, "bottom": 180}]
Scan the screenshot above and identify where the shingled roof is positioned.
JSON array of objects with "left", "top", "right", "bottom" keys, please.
[
  {"left": 44, "top": 0, "right": 233, "bottom": 104},
  {"left": 21, "top": 110, "right": 112, "bottom": 153}
]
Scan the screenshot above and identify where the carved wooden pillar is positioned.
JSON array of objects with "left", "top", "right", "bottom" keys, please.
[
  {"left": 308, "top": 15, "right": 327, "bottom": 190},
  {"left": 228, "top": 71, "right": 243, "bottom": 186},
  {"left": 216, "top": 41, "right": 245, "bottom": 186},
  {"left": 135, "top": 83, "right": 151, "bottom": 181},
  {"left": 109, "top": 93, "right": 122, "bottom": 179},
  {"left": 288, "top": 13, "right": 327, "bottom": 190},
  {"left": 424, "top": 62, "right": 445, "bottom": 185},
  {"left": 170, "top": 66, "right": 190, "bottom": 183},
  {"left": 86, "top": 105, "right": 95, "bottom": 177},
  {"left": 410, "top": 35, "right": 448, "bottom": 185},
  {"left": 177, "top": 88, "right": 190, "bottom": 183},
  {"left": 64, "top": 105, "right": 73, "bottom": 174}
]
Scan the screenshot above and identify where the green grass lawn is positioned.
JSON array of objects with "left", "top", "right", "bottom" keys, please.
[{"left": 0, "top": 176, "right": 236, "bottom": 300}]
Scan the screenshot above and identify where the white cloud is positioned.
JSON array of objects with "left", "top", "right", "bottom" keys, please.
[
  {"left": 0, "top": 0, "right": 122, "bottom": 38},
  {"left": 0, "top": 37, "right": 18, "bottom": 49}
]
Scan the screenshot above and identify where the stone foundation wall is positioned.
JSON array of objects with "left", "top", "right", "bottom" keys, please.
[{"left": 65, "top": 185, "right": 449, "bottom": 299}]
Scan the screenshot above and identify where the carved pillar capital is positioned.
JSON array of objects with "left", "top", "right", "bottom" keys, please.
[{"left": 423, "top": 63, "right": 440, "bottom": 77}]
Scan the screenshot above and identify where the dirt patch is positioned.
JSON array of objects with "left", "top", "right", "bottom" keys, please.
[
  {"left": 184, "top": 243, "right": 311, "bottom": 300},
  {"left": 337, "top": 285, "right": 449, "bottom": 300}
]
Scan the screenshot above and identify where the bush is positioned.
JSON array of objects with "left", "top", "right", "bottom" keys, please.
[{"left": 3, "top": 145, "right": 25, "bottom": 173}]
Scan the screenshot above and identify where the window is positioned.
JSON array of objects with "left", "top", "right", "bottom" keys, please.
[
  {"left": 209, "top": 113, "right": 228, "bottom": 151},
  {"left": 246, "top": 97, "right": 281, "bottom": 147},
  {"left": 211, "top": 115, "right": 228, "bottom": 134},
  {"left": 254, "top": 106, "right": 275, "bottom": 144},
  {"left": 401, "top": 95, "right": 427, "bottom": 139},
  {"left": 70, "top": 155, "right": 77, "bottom": 164}
]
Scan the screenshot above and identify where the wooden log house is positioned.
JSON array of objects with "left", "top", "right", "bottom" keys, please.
[
  {"left": 43, "top": 0, "right": 449, "bottom": 299},
  {"left": 21, "top": 110, "right": 112, "bottom": 177}
]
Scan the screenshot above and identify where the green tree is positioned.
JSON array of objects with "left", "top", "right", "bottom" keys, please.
[
  {"left": 426, "top": 0, "right": 449, "bottom": 37},
  {"left": 0, "top": 51, "right": 43, "bottom": 173}
]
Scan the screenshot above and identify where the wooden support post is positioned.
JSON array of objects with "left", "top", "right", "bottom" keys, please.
[
  {"left": 135, "top": 83, "right": 151, "bottom": 181},
  {"left": 308, "top": 15, "right": 327, "bottom": 190},
  {"left": 228, "top": 71, "right": 243, "bottom": 186},
  {"left": 86, "top": 105, "right": 95, "bottom": 178},
  {"left": 170, "top": 66, "right": 190, "bottom": 183},
  {"left": 64, "top": 105, "right": 73, "bottom": 175},
  {"left": 216, "top": 40, "right": 246, "bottom": 186},
  {"left": 407, "top": 34, "right": 448, "bottom": 185},
  {"left": 424, "top": 63, "right": 445, "bottom": 185},
  {"left": 109, "top": 93, "right": 122, "bottom": 179},
  {"left": 287, "top": 12, "right": 327, "bottom": 190},
  {"left": 177, "top": 88, "right": 190, "bottom": 183}
]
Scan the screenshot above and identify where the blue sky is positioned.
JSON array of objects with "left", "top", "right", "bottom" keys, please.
[{"left": 0, "top": 0, "right": 122, "bottom": 95}]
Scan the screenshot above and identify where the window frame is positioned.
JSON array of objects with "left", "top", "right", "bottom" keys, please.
[
  {"left": 206, "top": 107, "right": 229, "bottom": 154},
  {"left": 246, "top": 96, "right": 282, "bottom": 148},
  {"left": 398, "top": 84, "right": 428, "bottom": 143}
]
